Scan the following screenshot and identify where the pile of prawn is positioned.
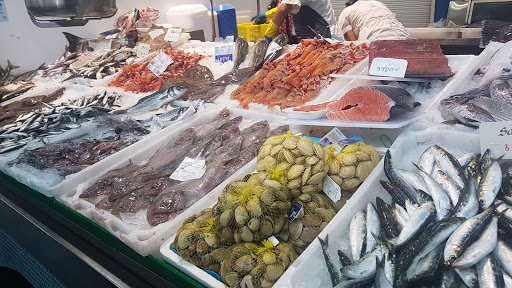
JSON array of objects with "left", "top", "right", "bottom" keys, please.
[
  {"left": 108, "top": 48, "right": 204, "bottom": 93},
  {"left": 231, "top": 39, "right": 368, "bottom": 110}
]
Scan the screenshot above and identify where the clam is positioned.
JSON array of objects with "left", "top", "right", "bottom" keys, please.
[
  {"left": 258, "top": 144, "right": 272, "bottom": 159},
  {"left": 224, "top": 272, "right": 239, "bottom": 287},
  {"left": 355, "top": 151, "right": 371, "bottom": 161},
  {"left": 295, "top": 156, "right": 306, "bottom": 164},
  {"left": 201, "top": 253, "right": 214, "bottom": 267},
  {"left": 178, "top": 230, "right": 194, "bottom": 250},
  {"left": 313, "top": 143, "right": 325, "bottom": 159},
  {"left": 300, "top": 226, "right": 321, "bottom": 242},
  {"left": 339, "top": 165, "right": 356, "bottom": 179},
  {"left": 315, "top": 208, "right": 334, "bottom": 222},
  {"left": 240, "top": 225, "right": 254, "bottom": 242},
  {"left": 283, "top": 136, "right": 298, "bottom": 149},
  {"left": 179, "top": 249, "right": 191, "bottom": 260},
  {"left": 312, "top": 161, "right": 324, "bottom": 174},
  {"left": 277, "top": 149, "right": 287, "bottom": 162},
  {"left": 264, "top": 179, "right": 282, "bottom": 190},
  {"left": 291, "top": 148, "right": 302, "bottom": 157},
  {"left": 234, "top": 254, "right": 255, "bottom": 273},
  {"left": 289, "top": 188, "right": 301, "bottom": 199},
  {"left": 250, "top": 264, "right": 265, "bottom": 277},
  {"left": 297, "top": 138, "right": 314, "bottom": 156},
  {"left": 302, "top": 184, "right": 317, "bottom": 194},
  {"left": 288, "top": 164, "right": 305, "bottom": 180},
  {"left": 204, "top": 232, "right": 220, "bottom": 248},
  {"left": 220, "top": 208, "right": 234, "bottom": 227},
  {"left": 260, "top": 219, "right": 274, "bottom": 237},
  {"left": 266, "top": 136, "right": 285, "bottom": 145},
  {"left": 283, "top": 149, "right": 295, "bottom": 164},
  {"left": 221, "top": 227, "right": 235, "bottom": 243},
  {"left": 306, "top": 156, "right": 320, "bottom": 165},
  {"left": 211, "top": 248, "right": 226, "bottom": 262},
  {"left": 248, "top": 218, "right": 260, "bottom": 231},
  {"left": 235, "top": 206, "right": 249, "bottom": 225},
  {"left": 329, "top": 175, "right": 343, "bottom": 186},
  {"left": 298, "top": 193, "right": 311, "bottom": 202},
  {"left": 273, "top": 216, "right": 285, "bottom": 234},
  {"left": 262, "top": 252, "right": 277, "bottom": 265},
  {"left": 287, "top": 178, "right": 301, "bottom": 190},
  {"left": 240, "top": 275, "right": 254, "bottom": 288},
  {"left": 246, "top": 199, "right": 262, "bottom": 217},
  {"left": 307, "top": 172, "right": 325, "bottom": 185},
  {"left": 302, "top": 166, "right": 311, "bottom": 186},
  {"left": 276, "top": 162, "right": 291, "bottom": 172},
  {"left": 289, "top": 219, "right": 303, "bottom": 240},
  {"left": 260, "top": 190, "right": 275, "bottom": 205},
  {"left": 263, "top": 264, "right": 285, "bottom": 281},
  {"left": 328, "top": 160, "right": 340, "bottom": 175},
  {"left": 260, "top": 278, "right": 274, "bottom": 288},
  {"left": 279, "top": 254, "right": 290, "bottom": 268},
  {"left": 270, "top": 144, "right": 283, "bottom": 157},
  {"left": 262, "top": 156, "right": 277, "bottom": 171},
  {"left": 196, "top": 239, "right": 209, "bottom": 254},
  {"left": 341, "top": 178, "right": 361, "bottom": 190},
  {"left": 302, "top": 214, "right": 322, "bottom": 227}
]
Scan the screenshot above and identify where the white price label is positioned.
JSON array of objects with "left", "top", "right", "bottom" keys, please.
[
  {"left": 267, "top": 236, "right": 280, "bottom": 246},
  {"left": 215, "top": 45, "right": 234, "bottom": 63},
  {"left": 369, "top": 57, "right": 408, "bottom": 78},
  {"left": 105, "top": 33, "right": 118, "bottom": 39},
  {"left": 149, "top": 29, "right": 165, "bottom": 39},
  {"left": 170, "top": 157, "right": 206, "bottom": 181},
  {"left": 147, "top": 52, "right": 174, "bottom": 76},
  {"left": 137, "top": 43, "right": 151, "bottom": 58},
  {"left": 225, "top": 35, "right": 235, "bottom": 42},
  {"left": 319, "top": 128, "right": 347, "bottom": 147},
  {"left": 480, "top": 121, "right": 512, "bottom": 159},
  {"left": 0, "top": 0, "right": 8, "bottom": 22},
  {"left": 164, "top": 27, "right": 182, "bottom": 42},
  {"left": 323, "top": 176, "right": 341, "bottom": 202},
  {"left": 265, "top": 42, "right": 282, "bottom": 58}
]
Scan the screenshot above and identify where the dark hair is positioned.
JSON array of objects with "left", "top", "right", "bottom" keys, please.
[{"left": 345, "top": 0, "right": 358, "bottom": 6}]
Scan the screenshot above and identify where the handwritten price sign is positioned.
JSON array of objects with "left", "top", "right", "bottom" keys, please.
[
  {"left": 480, "top": 121, "right": 512, "bottom": 159},
  {"left": 369, "top": 57, "right": 408, "bottom": 78}
]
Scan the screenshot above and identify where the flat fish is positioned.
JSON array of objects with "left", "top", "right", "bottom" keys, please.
[
  {"left": 182, "top": 65, "right": 214, "bottom": 81},
  {"left": 232, "top": 37, "right": 249, "bottom": 71},
  {"left": 326, "top": 86, "right": 420, "bottom": 121},
  {"left": 251, "top": 38, "right": 269, "bottom": 71},
  {"left": 122, "top": 86, "right": 188, "bottom": 114}
]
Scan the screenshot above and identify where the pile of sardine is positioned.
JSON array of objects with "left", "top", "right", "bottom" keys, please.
[
  {"left": 319, "top": 145, "right": 512, "bottom": 287},
  {"left": 0, "top": 104, "right": 111, "bottom": 154},
  {"left": 10, "top": 115, "right": 149, "bottom": 176},
  {"left": 79, "top": 109, "right": 290, "bottom": 227},
  {"left": 67, "top": 90, "right": 121, "bottom": 110}
]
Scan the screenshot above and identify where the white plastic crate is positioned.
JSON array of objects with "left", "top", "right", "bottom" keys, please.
[{"left": 57, "top": 109, "right": 298, "bottom": 256}]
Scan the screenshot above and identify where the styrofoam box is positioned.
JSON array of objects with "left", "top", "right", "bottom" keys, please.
[
  {"left": 406, "top": 28, "right": 460, "bottom": 39},
  {"left": 283, "top": 54, "right": 477, "bottom": 129},
  {"left": 273, "top": 123, "right": 480, "bottom": 287},
  {"left": 425, "top": 41, "right": 505, "bottom": 124},
  {"left": 159, "top": 123, "right": 480, "bottom": 287},
  {"left": 57, "top": 108, "right": 301, "bottom": 256}
]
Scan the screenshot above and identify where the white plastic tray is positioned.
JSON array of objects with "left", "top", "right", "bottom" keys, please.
[
  {"left": 273, "top": 123, "right": 480, "bottom": 287},
  {"left": 282, "top": 54, "right": 477, "bottom": 128},
  {"left": 57, "top": 109, "right": 298, "bottom": 256},
  {"left": 425, "top": 41, "right": 505, "bottom": 124}
]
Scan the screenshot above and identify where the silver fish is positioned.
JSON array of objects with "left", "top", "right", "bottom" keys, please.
[
  {"left": 452, "top": 103, "right": 496, "bottom": 126},
  {"left": 444, "top": 208, "right": 494, "bottom": 265},
  {"left": 318, "top": 235, "right": 341, "bottom": 287},
  {"left": 432, "top": 145, "right": 467, "bottom": 189},
  {"left": 349, "top": 210, "right": 367, "bottom": 261},
  {"left": 503, "top": 270, "right": 512, "bottom": 288},
  {"left": 232, "top": 37, "right": 249, "bottom": 71},
  {"left": 455, "top": 267, "right": 479, "bottom": 288},
  {"left": 398, "top": 169, "right": 429, "bottom": 194},
  {"left": 375, "top": 255, "right": 393, "bottom": 288},
  {"left": 389, "top": 202, "right": 436, "bottom": 247},
  {"left": 419, "top": 146, "right": 436, "bottom": 175},
  {"left": 384, "top": 150, "right": 418, "bottom": 203},
  {"left": 470, "top": 97, "right": 512, "bottom": 122},
  {"left": 123, "top": 86, "right": 188, "bottom": 114},
  {"left": 405, "top": 243, "right": 443, "bottom": 283},
  {"left": 435, "top": 170, "right": 462, "bottom": 206},
  {"left": 391, "top": 204, "right": 409, "bottom": 230},
  {"left": 341, "top": 243, "right": 389, "bottom": 279},
  {"left": 366, "top": 203, "right": 381, "bottom": 254},
  {"left": 480, "top": 149, "right": 494, "bottom": 174},
  {"left": 495, "top": 240, "right": 512, "bottom": 279},
  {"left": 490, "top": 76, "right": 512, "bottom": 105},
  {"left": 452, "top": 217, "right": 498, "bottom": 268},
  {"left": 478, "top": 161, "right": 502, "bottom": 209},
  {"left": 263, "top": 34, "right": 288, "bottom": 63},
  {"left": 477, "top": 254, "right": 505, "bottom": 288},
  {"left": 416, "top": 165, "right": 452, "bottom": 219},
  {"left": 457, "top": 152, "right": 478, "bottom": 168}
]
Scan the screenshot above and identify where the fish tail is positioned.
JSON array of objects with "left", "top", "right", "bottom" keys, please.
[
  {"left": 480, "top": 20, "right": 512, "bottom": 48},
  {"left": 62, "top": 32, "right": 85, "bottom": 53}
]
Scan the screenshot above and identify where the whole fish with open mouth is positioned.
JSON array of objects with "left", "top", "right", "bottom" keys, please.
[
  {"left": 63, "top": 31, "right": 137, "bottom": 53},
  {"left": 251, "top": 38, "right": 270, "bottom": 71},
  {"left": 262, "top": 34, "right": 289, "bottom": 64},
  {"left": 117, "top": 86, "right": 188, "bottom": 114},
  {"left": 232, "top": 37, "right": 249, "bottom": 71}
]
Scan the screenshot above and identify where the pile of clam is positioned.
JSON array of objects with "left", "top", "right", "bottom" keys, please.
[
  {"left": 173, "top": 208, "right": 227, "bottom": 274},
  {"left": 220, "top": 242, "right": 298, "bottom": 288},
  {"left": 278, "top": 193, "right": 336, "bottom": 254},
  {"left": 213, "top": 173, "right": 291, "bottom": 244},
  {"left": 256, "top": 135, "right": 328, "bottom": 199}
]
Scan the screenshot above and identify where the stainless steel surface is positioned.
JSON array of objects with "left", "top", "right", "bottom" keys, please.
[
  {"left": 25, "top": 0, "right": 117, "bottom": 20},
  {"left": 446, "top": 0, "right": 470, "bottom": 25},
  {"left": 0, "top": 193, "right": 129, "bottom": 288},
  {"left": 257, "top": 0, "right": 261, "bottom": 24},
  {"left": 210, "top": 0, "right": 216, "bottom": 41}
]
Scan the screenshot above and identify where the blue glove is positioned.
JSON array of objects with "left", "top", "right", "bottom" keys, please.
[
  {"left": 251, "top": 13, "right": 267, "bottom": 23},
  {"left": 265, "top": 35, "right": 272, "bottom": 43}
]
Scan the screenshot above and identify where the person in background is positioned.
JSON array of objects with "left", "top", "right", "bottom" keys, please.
[
  {"left": 336, "top": 0, "right": 410, "bottom": 41},
  {"left": 252, "top": 0, "right": 297, "bottom": 43},
  {"left": 254, "top": 0, "right": 336, "bottom": 42}
]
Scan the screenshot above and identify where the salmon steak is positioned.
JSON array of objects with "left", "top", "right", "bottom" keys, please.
[{"left": 326, "top": 85, "right": 420, "bottom": 121}]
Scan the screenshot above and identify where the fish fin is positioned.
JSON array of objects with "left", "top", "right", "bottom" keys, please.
[
  {"left": 371, "top": 232, "right": 395, "bottom": 253},
  {"left": 62, "top": 32, "right": 85, "bottom": 53},
  {"left": 441, "top": 119, "right": 463, "bottom": 126},
  {"left": 111, "top": 109, "right": 126, "bottom": 115},
  {"left": 480, "top": 20, "right": 512, "bottom": 48},
  {"left": 7, "top": 59, "right": 19, "bottom": 70},
  {"left": 413, "top": 102, "right": 421, "bottom": 108},
  {"left": 317, "top": 235, "right": 327, "bottom": 248},
  {"left": 412, "top": 162, "right": 425, "bottom": 173}
]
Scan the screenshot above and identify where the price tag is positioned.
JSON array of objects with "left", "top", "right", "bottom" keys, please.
[
  {"left": 164, "top": 27, "right": 182, "bottom": 42},
  {"left": 147, "top": 52, "right": 174, "bottom": 76},
  {"left": 267, "top": 236, "right": 280, "bottom": 246},
  {"left": 323, "top": 176, "right": 342, "bottom": 202},
  {"left": 149, "top": 29, "right": 165, "bottom": 39},
  {"left": 137, "top": 43, "right": 150, "bottom": 58},
  {"left": 225, "top": 35, "right": 235, "bottom": 42},
  {"left": 369, "top": 57, "right": 408, "bottom": 78},
  {"left": 480, "top": 121, "right": 512, "bottom": 159},
  {"left": 319, "top": 128, "right": 347, "bottom": 147},
  {"left": 334, "top": 138, "right": 363, "bottom": 155},
  {"left": 105, "top": 33, "right": 118, "bottom": 39},
  {"left": 288, "top": 202, "right": 303, "bottom": 222},
  {"left": 265, "top": 42, "right": 282, "bottom": 58},
  {"left": 0, "top": 0, "right": 8, "bottom": 22},
  {"left": 215, "top": 45, "right": 234, "bottom": 63},
  {"left": 170, "top": 157, "right": 206, "bottom": 181}
]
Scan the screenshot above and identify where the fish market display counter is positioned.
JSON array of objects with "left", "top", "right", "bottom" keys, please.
[{"left": 0, "top": 171, "right": 204, "bottom": 288}]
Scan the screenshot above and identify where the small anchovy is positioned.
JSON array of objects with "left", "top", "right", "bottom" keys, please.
[
  {"left": 444, "top": 208, "right": 494, "bottom": 265},
  {"left": 405, "top": 198, "right": 420, "bottom": 216},
  {"left": 405, "top": 242, "right": 443, "bottom": 283},
  {"left": 477, "top": 254, "right": 505, "bottom": 288},
  {"left": 432, "top": 145, "right": 467, "bottom": 190},
  {"left": 375, "top": 255, "right": 393, "bottom": 288},
  {"left": 398, "top": 169, "right": 429, "bottom": 195},
  {"left": 335, "top": 275, "right": 375, "bottom": 288},
  {"left": 341, "top": 243, "right": 389, "bottom": 279},
  {"left": 457, "top": 152, "right": 478, "bottom": 168},
  {"left": 375, "top": 197, "right": 401, "bottom": 239},
  {"left": 392, "top": 202, "right": 410, "bottom": 228},
  {"left": 494, "top": 240, "right": 512, "bottom": 278},
  {"left": 122, "top": 86, "right": 189, "bottom": 114},
  {"left": 435, "top": 170, "right": 462, "bottom": 206},
  {"left": 415, "top": 164, "right": 452, "bottom": 220},
  {"left": 318, "top": 235, "right": 341, "bottom": 287},
  {"left": 480, "top": 149, "right": 494, "bottom": 174},
  {"left": 389, "top": 202, "right": 436, "bottom": 247},
  {"left": 438, "top": 268, "right": 465, "bottom": 288},
  {"left": 419, "top": 146, "right": 436, "bottom": 174},
  {"left": 366, "top": 203, "right": 381, "bottom": 254},
  {"left": 478, "top": 161, "right": 502, "bottom": 209},
  {"left": 452, "top": 217, "right": 498, "bottom": 268},
  {"left": 337, "top": 249, "right": 352, "bottom": 268},
  {"left": 350, "top": 210, "right": 367, "bottom": 261}
]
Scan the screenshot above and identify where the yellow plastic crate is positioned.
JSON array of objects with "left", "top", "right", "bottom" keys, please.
[
  {"left": 259, "top": 23, "right": 269, "bottom": 38},
  {"left": 237, "top": 23, "right": 263, "bottom": 42}
]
